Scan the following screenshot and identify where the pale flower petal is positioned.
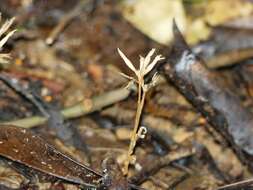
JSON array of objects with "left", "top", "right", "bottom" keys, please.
[
  {"left": 118, "top": 47, "right": 164, "bottom": 80},
  {"left": 119, "top": 72, "right": 134, "bottom": 80},
  {"left": 0, "top": 16, "right": 15, "bottom": 65},
  {"left": 117, "top": 48, "right": 137, "bottom": 74},
  {"left": 143, "top": 48, "right": 156, "bottom": 70},
  {"left": 0, "top": 29, "right": 16, "bottom": 49},
  {"left": 139, "top": 55, "right": 145, "bottom": 65},
  {"left": 0, "top": 53, "right": 11, "bottom": 64},
  {"left": 0, "top": 17, "right": 15, "bottom": 37},
  {"left": 139, "top": 55, "right": 145, "bottom": 74},
  {"left": 144, "top": 55, "right": 165, "bottom": 75}
]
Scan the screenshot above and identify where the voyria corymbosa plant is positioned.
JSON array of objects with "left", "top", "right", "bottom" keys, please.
[{"left": 118, "top": 48, "right": 164, "bottom": 175}]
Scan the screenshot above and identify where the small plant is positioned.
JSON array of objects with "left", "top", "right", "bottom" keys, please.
[{"left": 117, "top": 48, "right": 164, "bottom": 175}]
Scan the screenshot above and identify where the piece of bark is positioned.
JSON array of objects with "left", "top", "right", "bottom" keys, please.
[{"left": 161, "top": 21, "right": 253, "bottom": 170}]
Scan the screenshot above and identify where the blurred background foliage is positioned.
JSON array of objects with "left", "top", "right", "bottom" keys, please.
[{"left": 120, "top": 0, "right": 253, "bottom": 45}]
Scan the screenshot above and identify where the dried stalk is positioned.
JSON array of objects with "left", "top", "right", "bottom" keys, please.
[{"left": 124, "top": 79, "right": 146, "bottom": 174}]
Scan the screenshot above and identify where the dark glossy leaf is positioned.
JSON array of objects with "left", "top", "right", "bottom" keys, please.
[{"left": 0, "top": 125, "right": 102, "bottom": 188}]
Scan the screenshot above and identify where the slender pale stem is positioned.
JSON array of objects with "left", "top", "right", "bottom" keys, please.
[
  {"left": 124, "top": 79, "right": 146, "bottom": 175},
  {"left": 137, "top": 77, "right": 142, "bottom": 105}
]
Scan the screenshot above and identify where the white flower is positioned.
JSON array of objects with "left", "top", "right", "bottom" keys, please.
[
  {"left": 118, "top": 48, "right": 164, "bottom": 78},
  {"left": 118, "top": 48, "right": 164, "bottom": 90}
]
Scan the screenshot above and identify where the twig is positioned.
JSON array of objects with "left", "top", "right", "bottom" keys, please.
[
  {"left": 197, "top": 145, "right": 231, "bottom": 182},
  {"left": 149, "top": 176, "right": 169, "bottom": 189},
  {"left": 88, "top": 146, "right": 127, "bottom": 153},
  {"left": 218, "top": 178, "right": 253, "bottom": 190},
  {"left": 1, "top": 86, "right": 131, "bottom": 128},
  {"left": 129, "top": 147, "right": 194, "bottom": 185},
  {"left": 167, "top": 173, "right": 189, "bottom": 190},
  {"left": 46, "top": 0, "right": 92, "bottom": 45},
  {"left": 206, "top": 48, "right": 253, "bottom": 69},
  {"left": 0, "top": 74, "right": 49, "bottom": 117}
]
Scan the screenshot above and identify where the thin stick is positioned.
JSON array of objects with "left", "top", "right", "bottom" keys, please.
[
  {"left": 1, "top": 87, "right": 131, "bottom": 128},
  {"left": 0, "top": 75, "right": 49, "bottom": 117},
  {"left": 218, "top": 178, "right": 253, "bottom": 190},
  {"left": 46, "top": 0, "right": 90, "bottom": 45},
  {"left": 130, "top": 147, "right": 194, "bottom": 185}
]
